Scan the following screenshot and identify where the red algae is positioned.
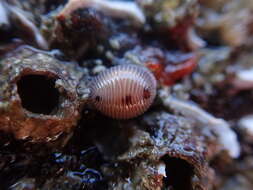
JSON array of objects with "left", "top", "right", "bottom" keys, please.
[
  {"left": 146, "top": 53, "right": 197, "bottom": 86},
  {"left": 167, "top": 17, "right": 195, "bottom": 50}
]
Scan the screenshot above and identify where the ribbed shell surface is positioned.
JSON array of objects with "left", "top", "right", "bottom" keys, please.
[{"left": 89, "top": 64, "right": 157, "bottom": 119}]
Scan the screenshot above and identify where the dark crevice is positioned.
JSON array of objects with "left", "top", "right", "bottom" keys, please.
[
  {"left": 17, "top": 75, "right": 60, "bottom": 115},
  {"left": 161, "top": 156, "right": 194, "bottom": 190}
]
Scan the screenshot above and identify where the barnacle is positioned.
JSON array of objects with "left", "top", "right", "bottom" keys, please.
[{"left": 0, "top": 47, "right": 87, "bottom": 141}]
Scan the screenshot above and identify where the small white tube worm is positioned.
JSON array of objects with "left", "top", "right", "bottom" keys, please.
[{"left": 159, "top": 88, "right": 240, "bottom": 158}]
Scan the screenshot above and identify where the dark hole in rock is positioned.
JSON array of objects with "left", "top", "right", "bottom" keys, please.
[
  {"left": 161, "top": 156, "right": 194, "bottom": 190},
  {"left": 17, "top": 75, "right": 60, "bottom": 115}
]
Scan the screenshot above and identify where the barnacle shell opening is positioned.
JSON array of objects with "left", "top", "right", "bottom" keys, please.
[{"left": 89, "top": 64, "right": 157, "bottom": 119}]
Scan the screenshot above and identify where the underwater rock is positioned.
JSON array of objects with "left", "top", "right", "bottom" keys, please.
[{"left": 0, "top": 47, "right": 88, "bottom": 142}]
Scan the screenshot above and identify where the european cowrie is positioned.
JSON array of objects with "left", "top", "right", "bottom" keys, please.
[{"left": 89, "top": 64, "right": 157, "bottom": 119}]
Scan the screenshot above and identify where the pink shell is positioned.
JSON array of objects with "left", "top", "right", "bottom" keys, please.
[{"left": 89, "top": 64, "right": 157, "bottom": 119}]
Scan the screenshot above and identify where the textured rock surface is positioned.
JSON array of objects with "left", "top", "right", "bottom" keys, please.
[
  {"left": 0, "top": 0, "right": 253, "bottom": 189},
  {"left": 0, "top": 47, "right": 88, "bottom": 141}
]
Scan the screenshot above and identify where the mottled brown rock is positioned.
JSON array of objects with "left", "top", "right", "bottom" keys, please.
[
  {"left": 141, "top": 112, "right": 218, "bottom": 190},
  {"left": 137, "top": 0, "right": 203, "bottom": 50},
  {"left": 0, "top": 1, "right": 48, "bottom": 50},
  {"left": 0, "top": 47, "right": 87, "bottom": 142},
  {"left": 197, "top": 0, "right": 253, "bottom": 47},
  {"left": 97, "top": 112, "right": 219, "bottom": 190},
  {"left": 50, "top": 7, "right": 107, "bottom": 59},
  {"left": 48, "top": 0, "right": 144, "bottom": 59}
]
